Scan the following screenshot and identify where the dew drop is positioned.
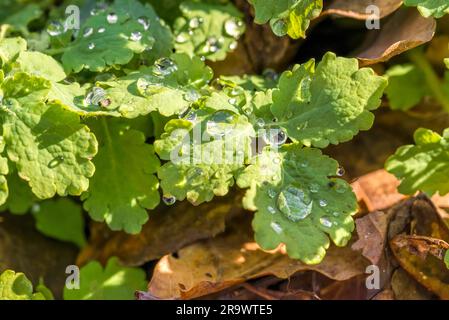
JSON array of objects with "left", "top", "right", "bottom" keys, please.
[
  {"left": 267, "top": 188, "right": 277, "bottom": 199},
  {"left": 31, "top": 203, "right": 41, "bottom": 214},
  {"left": 320, "top": 216, "right": 333, "bottom": 228},
  {"left": 85, "top": 87, "right": 107, "bottom": 106},
  {"left": 98, "top": 27, "right": 106, "bottom": 33},
  {"left": 162, "top": 195, "right": 176, "bottom": 205},
  {"left": 83, "top": 27, "right": 94, "bottom": 37},
  {"left": 107, "top": 13, "right": 118, "bottom": 24},
  {"left": 336, "top": 166, "right": 345, "bottom": 176},
  {"left": 319, "top": 199, "right": 327, "bottom": 207},
  {"left": 206, "top": 36, "right": 220, "bottom": 53},
  {"left": 229, "top": 41, "right": 238, "bottom": 50},
  {"left": 206, "top": 110, "right": 235, "bottom": 137},
  {"left": 48, "top": 156, "right": 64, "bottom": 168},
  {"left": 189, "top": 17, "right": 203, "bottom": 29},
  {"left": 263, "top": 69, "right": 279, "bottom": 81},
  {"left": 263, "top": 128, "right": 287, "bottom": 146},
  {"left": 228, "top": 98, "right": 237, "bottom": 105},
  {"left": 309, "top": 183, "right": 319, "bottom": 193},
  {"left": 224, "top": 19, "right": 243, "bottom": 38},
  {"left": 256, "top": 118, "right": 265, "bottom": 128},
  {"left": 137, "top": 16, "right": 150, "bottom": 30},
  {"left": 271, "top": 19, "right": 288, "bottom": 36},
  {"left": 267, "top": 206, "right": 276, "bottom": 214},
  {"left": 277, "top": 185, "right": 313, "bottom": 221},
  {"left": 87, "top": 42, "right": 95, "bottom": 50},
  {"left": 153, "top": 57, "right": 178, "bottom": 76},
  {"left": 47, "top": 21, "right": 64, "bottom": 36},
  {"left": 176, "top": 34, "right": 188, "bottom": 43},
  {"left": 184, "top": 89, "right": 201, "bottom": 102},
  {"left": 130, "top": 31, "right": 142, "bottom": 41},
  {"left": 332, "top": 211, "right": 340, "bottom": 217},
  {"left": 270, "top": 221, "right": 283, "bottom": 234}
]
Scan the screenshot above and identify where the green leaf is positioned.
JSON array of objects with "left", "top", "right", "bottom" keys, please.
[
  {"left": 249, "top": 0, "right": 322, "bottom": 39},
  {"left": 32, "top": 198, "right": 86, "bottom": 247},
  {"left": 385, "top": 64, "right": 429, "bottom": 110},
  {"left": 137, "top": 53, "right": 213, "bottom": 117},
  {"left": 155, "top": 104, "right": 255, "bottom": 205},
  {"left": 82, "top": 119, "right": 160, "bottom": 234},
  {"left": 0, "top": 270, "right": 50, "bottom": 300},
  {"left": 0, "top": 37, "right": 27, "bottom": 68},
  {"left": 237, "top": 144, "right": 356, "bottom": 264},
  {"left": 270, "top": 52, "right": 387, "bottom": 148},
  {"left": 386, "top": 128, "right": 449, "bottom": 196},
  {"left": 0, "top": 137, "right": 9, "bottom": 206},
  {"left": 173, "top": 0, "right": 245, "bottom": 61},
  {"left": 1, "top": 72, "right": 98, "bottom": 199},
  {"left": 16, "top": 51, "right": 66, "bottom": 82},
  {"left": 403, "top": 0, "right": 449, "bottom": 18},
  {"left": 3, "top": 3, "right": 42, "bottom": 34},
  {"left": 0, "top": 171, "right": 34, "bottom": 214},
  {"left": 61, "top": 0, "right": 173, "bottom": 73},
  {"left": 63, "top": 257, "right": 147, "bottom": 300}
]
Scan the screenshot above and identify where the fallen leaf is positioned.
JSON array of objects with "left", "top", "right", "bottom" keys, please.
[
  {"left": 355, "top": 8, "right": 436, "bottom": 66},
  {"left": 77, "top": 191, "right": 244, "bottom": 266},
  {"left": 323, "top": 0, "right": 402, "bottom": 20},
  {"left": 390, "top": 235, "right": 449, "bottom": 299},
  {"left": 146, "top": 215, "right": 369, "bottom": 300},
  {"left": 390, "top": 268, "right": 434, "bottom": 299}
]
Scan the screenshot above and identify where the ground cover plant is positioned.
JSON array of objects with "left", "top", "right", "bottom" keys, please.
[{"left": 1, "top": 0, "right": 449, "bottom": 300}]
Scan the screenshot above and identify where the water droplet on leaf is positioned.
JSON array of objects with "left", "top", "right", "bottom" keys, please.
[
  {"left": 271, "top": 19, "right": 288, "bottom": 36},
  {"left": 267, "top": 206, "right": 276, "bottom": 214},
  {"left": 137, "top": 16, "right": 150, "bottom": 30},
  {"left": 206, "top": 110, "right": 235, "bottom": 137},
  {"left": 162, "top": 195, "right": 176, "bottom": 205},
  {"left": 270, "top": 221, "right": 283, "bottom": 234},
  {"left": 130, "top": 31, "right": 142, "bottom": 41},
  {"left": 47, "top": 21, "right": 64, "bottom": 36},
  {"left": 224, "top": 19, "right": 243, "bottom": 38},
  {"left": 320, "top": 216, "right": 333, "bottom": 228},
  {"left": 87, "top": 42, "right": 95, "bottom": 50},
  {"left": 107, "top": 13, "right": 118, "bottom": 24},
  {"left": 153, "top": 58, "right": 178, "bottom": 76},
  {"left": 277, "top": 185, "right": 313, "bottom": 221},
  {"left": 319, "top": 199, "right": 327, "bottom": 207},
  {"left": 83, "top": 27, "right": 94, "bottom": 37}
]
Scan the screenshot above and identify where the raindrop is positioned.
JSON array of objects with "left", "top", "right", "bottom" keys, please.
[
  {"left": 267, "top": 206, "right": 276, "bottom": 214},
  {"left": 200, "top": 56, "right": 206, "bottom": 62},
  {"left": 336, "top": 166, "right": 345, "bottom": 176},
  {"left": 319, "top": 199, "right": 327, "bottom": 207},
  {"left": 256, "top": 118, "right": 265, "bottom": 128},
  {"left": 270, "top": 221, "right": 283, "bottom": 234},
  {"left": 184, "top": 89, "right": 201, "bottom": 102},
  {"left": 31, "top": 203, "right": 41, "bottom": 214},
  {"left": 107, "top": 13, "right": 118, "bottom": 24},
  {"left": 47, "top": 21, "right": 64, "bottom": 36},
  {"left": 277, "top": 185, "right": 313, "bottom": 221},
  {"left": 228, "top": 98, "right": 237, "bottom": 105},
  {"left": 137, "top": 16, "right": 150, "bottom": 30},
  {"left": 271, "top": 19, "right": 288, "bottom": 37},
  {"left": 98, "top": 27, "right": 106, "bottom": 33},
  {"left": 263, "top": 69, "right": 279, "bottom": 81},
  {"left": 334, "top": 182, "right": 347, "bottom": 194},
  {"left": 189, "top": 17, "right": 203, "bottom": 29},
  {"left": 206, "top": 110, "right": 235, "bottom": 137},
  {"left": 206, "top": 36, "right": 220, "bottom": 53},
  {"left": 263, "top": 128, "right": 287, "bottom": 146},
  {"left": 83, "top": 27, "right": 94, "bottom": 37},
  {"left": 153, "top": 57, "right": 178, "bottom": 76},
  {"left": 85, "top": 87, "right": 107, "bottom": 106},
  {"left": 332, "top": 212, "right": 340, "bottom": 217},
  {"left": 224, "top": 19, "right": 243, "bottom": 38},
  {"left": 162, "top": 195, "right": 176, "bottom": 205},
  {"left": 48, "top": 156, "right": 64, "bottom": 168},
  {"left": 130, "top": 31, "right": 142, "bottom": 41},
  {"left": 267, "top": 189, "right": 277, "bottom": 199},
  {"left": 300, "top": 161, "right": 308, "bottom": 168},
  {"left": 320, "top": 217, "right": 333, "bottom": 228},
  {"left": 87, "top": 42, "right": 95, "bottom": 50},
  {"left": 176, "top": 34, "right": 188, "bottom": 43},
  {"left": 229, "top": 41, "right": 238, "bottom": 50},
  {"left": 309, "top": 183, "right": 319, "bottom": 193}
]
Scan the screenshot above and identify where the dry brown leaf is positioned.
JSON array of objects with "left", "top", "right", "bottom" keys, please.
[
  {"left": 323, "top": 0, "right": 402, "bottom": 20},
  {"left": 77, "top": 191, "right": 244, "bottom": 266},
  {"left": 352, "top": 211, "right": 392, "bottom": 265},
  {"left": 146, "top": 215, "right": 369, "bottom": 300},
  {"left": 390, "top": 268, "right": 434, "bottom": 300},
  {"left": 390, "top": 235, "right": 449, "bottom": 299},
  {"left": 355, "top": 8, "right": 436, "bottom": 66}
]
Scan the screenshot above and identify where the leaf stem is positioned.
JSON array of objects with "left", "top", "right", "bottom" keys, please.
[
  {"left": 408, "top": 49, "right": 449, "bottom": 113},
  {"left": 43, "top": 47, "right": 66, "bottom": 56}
]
